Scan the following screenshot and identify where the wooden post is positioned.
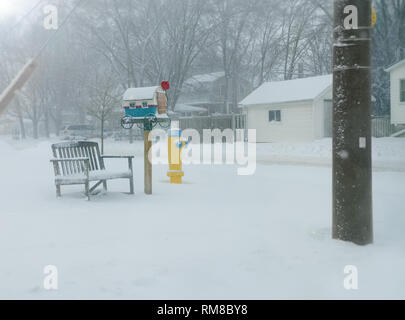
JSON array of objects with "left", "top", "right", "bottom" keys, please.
[
  {"left": 0, "top": 59, "right": 37, "bottom": 116},
  {"left": 144, "top": 129, "right": 152, "bottom": 195},
  {"left": 129, "top": 128, "right": 134, "bottom": 144},
  {"left": 332, "top": 0, "right": 373, "bottom": 245}
]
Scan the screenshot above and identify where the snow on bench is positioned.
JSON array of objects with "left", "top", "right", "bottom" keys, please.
[{"left": 51, "top": 141, "right": 134, "bottom": 200}]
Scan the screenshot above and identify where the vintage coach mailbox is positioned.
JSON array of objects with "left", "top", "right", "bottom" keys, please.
[
  {"left": 120, "top": 82, "right": 171, "bottom": 195},
  {"left": 122, "top": 82, "right": 169, "bottom": 119}
]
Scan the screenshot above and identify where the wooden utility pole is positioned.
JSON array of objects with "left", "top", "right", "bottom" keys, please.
[
  {"left": 332, "top": 0, "right": 373, "bottom": 245},
  {"left": 0, "top": 0, "right": 86, "bottom": 117},
  {"left": 0, "top": 59, "right": 37, "bottom": 116},
  {"left": 144, "top": 129, "right": 152, "bottom": 195}
]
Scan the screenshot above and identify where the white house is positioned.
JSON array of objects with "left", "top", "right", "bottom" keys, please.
[
  {"left": 385, "top": 59, "right": 405, "bottom": 125},
  {"left": 239, "top": 75, "right": 332, "bottom": 142}
]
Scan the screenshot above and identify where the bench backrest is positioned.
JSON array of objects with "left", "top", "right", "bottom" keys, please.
[{"left": 52, "top": 141, "right": 105, "bottom": 176}]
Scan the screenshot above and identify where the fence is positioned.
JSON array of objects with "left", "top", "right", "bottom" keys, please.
[
  {"left": 179, "top": 114, "right": 247, "bottom": 136},
  {"left": 179, "top": 114, "right": 396, "bottom": 139},
  {"left": 371, "top": 116, "right": 395, "bottom": 138},
  {"left": 121, "top": 114, "right": 394, "bottom": 141}
]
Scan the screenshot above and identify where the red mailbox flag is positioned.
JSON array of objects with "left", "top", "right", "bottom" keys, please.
[{"left": 161, "top": 81, "right": 170, "bottom": 91}]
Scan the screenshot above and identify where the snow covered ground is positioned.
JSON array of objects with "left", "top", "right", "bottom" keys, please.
[
  {"left": 256, "top": 138, "right": 405, "bottom": 171},
  {"left": 0, "top": 136, "right": 405, "bottom": 299}
]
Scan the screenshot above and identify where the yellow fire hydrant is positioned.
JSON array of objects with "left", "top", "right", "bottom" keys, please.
[{"left": 167, "top": 129, "right": 188, "bottom": 184}]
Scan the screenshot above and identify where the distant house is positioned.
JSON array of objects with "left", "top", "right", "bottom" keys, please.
[
  {"left": 172, "top": 104, "right": 207, "bottom": 117},
  {"left": 178, "top": 72, "right": 251, "bottom": 115},
  {"left": 385, "top": 59, "right": 405, "bottom": 125},
  {"left": 239, "top": 75, "right": 332, "bottom": 143}
]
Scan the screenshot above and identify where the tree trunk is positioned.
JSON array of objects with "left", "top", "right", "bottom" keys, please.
[
  {"left": 15, "top": 99, "right": 26, "bottom": 139},
  {"left": 223, "top": 73, "right": 230, "bottom": 114},
  {"left": 18, "top": 115, "right": 26, "bottom": 140},
  {"left": 50, "top": 107, "right": 62, "bottom": 136},
  {"left": 101, "top": 115, "right": 105, "bottom": 155},
  {"left": 231, "top": 74, "right": 239, "bottom": 113},
  {"left": 44, "top": 106, "right": 50, "bottom": 138},
  {"left": 32, "top": 119, "right": 39, "bottom": 139}
]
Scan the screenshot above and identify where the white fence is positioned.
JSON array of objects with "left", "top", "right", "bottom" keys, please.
[
  {"left": 179, "top": 114, "right": 247, "bottom": 136},
  {"left": 372, "top": 116, "right": 395, "bottom": 138}
]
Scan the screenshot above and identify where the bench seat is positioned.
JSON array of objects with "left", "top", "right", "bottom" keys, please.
[{"left": 55, "top": 170, "right": 133, "bottom": 185}]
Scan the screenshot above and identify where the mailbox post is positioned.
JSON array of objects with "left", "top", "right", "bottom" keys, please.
[
  {"left": 144, "top": 120, "right": 154, "bottom": 195},
  {"left": 121, "top": 82, "right": 171, "bottom": 195}
]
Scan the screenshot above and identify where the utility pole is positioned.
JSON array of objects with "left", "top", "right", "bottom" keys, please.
[
  {"left": 332, "top": 0, "right": 373, "bottom": 245},
  {"left": 0, "top": 0, "right": 86, "bottom": 117},
  {"left": 0, "top": 59, "right": 37, "bottom": 116}
]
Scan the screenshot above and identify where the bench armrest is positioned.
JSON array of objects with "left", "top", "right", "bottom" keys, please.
[{"left": 101, "top": 155, "right": 134, "bottom": 173}]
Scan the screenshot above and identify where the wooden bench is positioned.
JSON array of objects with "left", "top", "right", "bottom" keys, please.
[{"left": 50, "top": 141, "right": 134, "bottom": 200}]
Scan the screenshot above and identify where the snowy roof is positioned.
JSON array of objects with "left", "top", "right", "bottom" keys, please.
[
  {"left": 174, "top": 104, "right": 207, "bottom": 113},
  {"left": 185, "top": 72, "right": 225, "bottom": 86},
  {"left": 385, "top": 59, "right": 405, "bottom": 72},
  {"left": 239, "top": 75, "right": 332, "bottom": 106},
  {"left": 123, "top": 86, "right": 160, "bottom": 101}
]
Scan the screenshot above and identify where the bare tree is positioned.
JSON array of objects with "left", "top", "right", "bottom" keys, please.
[
  {"left": 372, "top": 0, "right": 405, "bottom": 115},
  {"left": 250, "top": 0, "right": 283, "bottom": 85},
  {"left": 86, "top": 73, "right": 120, "bottom": 154},
  {"left": 213, "top": 0, "right": 258, "bottom": 113},
  {"left": 0, "top": 23, "right": 30, "bottom": 138},
  {"left": 161, "top": 0, "right": 212, "bottom": 109},
  {"left": 18, "top": 80, "right": 44, "bottom": 139},
  {"left": 278, "top": 0, "right": 315, "bottom": 80}
]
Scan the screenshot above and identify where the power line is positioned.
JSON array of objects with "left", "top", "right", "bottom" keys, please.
[
  {"left": 0, "top": 0, "right": 87, "bottom": 116},
  {"left": 34, "top": 0, "right": 87, "bottom": 60},
  {"left": 9, "top": 0, "right": 45, "bottom": 33}
]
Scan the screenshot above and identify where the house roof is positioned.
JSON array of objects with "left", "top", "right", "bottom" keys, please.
[
  {"left": 175, "top": 104, "right": 207, "bottom": 113},
  {"left": 123, "top": 86, "right": 160, "bottom": 101},
  {"left": 239, "top": 75, "right": 332, "bottom": 106},
  {"left": 184, "top": 72, "right": 225, "bottom": 87},
  {"left": 385, "top": 59, "right": 405, "bottom": 72}
]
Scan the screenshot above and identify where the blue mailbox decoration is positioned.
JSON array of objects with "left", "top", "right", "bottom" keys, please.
[{"left": 121, "top": 82, "right": 171, "bottom": 130}]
